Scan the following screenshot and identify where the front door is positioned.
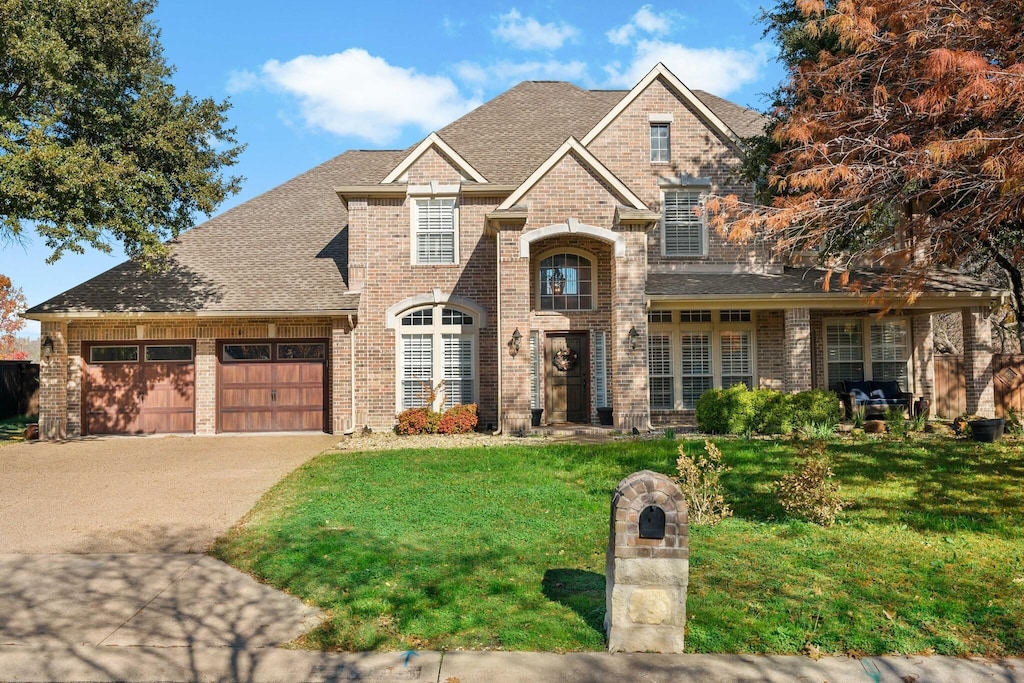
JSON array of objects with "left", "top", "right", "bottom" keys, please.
[{"left": 545, "top": 332, "right": 589, "bottom": 423}]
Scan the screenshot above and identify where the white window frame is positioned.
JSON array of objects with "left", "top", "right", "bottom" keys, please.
[
  {"left": 824, "top": 317, "right": 913, "bottom": 392},
  {"left": 647, "top": 310, "right": 757, "bottom": 411},
  {"left": 395, "top": 303, "right": 479, "bottom": 412},
  {"left": 410, "top": 196, "right": 459, "bottom": 265},
  {"left": 661, "top": 188, "right": 708, "bottom": 257},
  {"left": 650, "top": 122, "right": 671, "bottom": 163},
  {"left": 535, "top": 247, "right": 597, "bottom": 312}
]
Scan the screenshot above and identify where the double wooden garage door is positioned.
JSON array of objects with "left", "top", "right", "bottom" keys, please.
[{"left": 82, "top": 339, "right": 326, "bottom": 435}]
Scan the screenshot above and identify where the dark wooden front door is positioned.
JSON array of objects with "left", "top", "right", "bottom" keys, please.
[
  {"left": 218, "top": 340, "right": 326, "bottom": 432},
  {"left": 545, "top": 332, "right": 589, "bottom": 423}
]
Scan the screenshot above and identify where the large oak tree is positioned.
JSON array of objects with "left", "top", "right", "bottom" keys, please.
[
  {"left": 714, "top": 0, "right": 1024, "bottom": 338},
  {"left": 1, "top": 0, "right": 243, "bottom": 264}
]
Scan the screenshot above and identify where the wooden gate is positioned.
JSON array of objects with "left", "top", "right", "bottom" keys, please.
[
  {"left": 994, "top": 354, "right": 1024, "bottom": 418},
  {"left": 933, "top": 353, "right": 1024, "bottom": 418},
  {"left": 933, "top": 355, "right": 965, "bottom": 418}
]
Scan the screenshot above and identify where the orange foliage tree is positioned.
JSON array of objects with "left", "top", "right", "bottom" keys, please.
[
  {"left": 712, "top": 0, "right": 1024, "bottom": 338},
  {"left": 0, "top": 274, "right": 27, "bottom": 358}
]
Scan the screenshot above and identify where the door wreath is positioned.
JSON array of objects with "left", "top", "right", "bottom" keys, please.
[{"left": 553, "top": 346, "right": 579, "bottom": 371}]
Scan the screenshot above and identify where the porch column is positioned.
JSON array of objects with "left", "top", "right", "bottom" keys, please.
[
  {"left": 912, "top": 314, "right": 935, "bottom": 411},
  {"left": 784, "top": 308, "right": 812, "bottom": 393},
  {"left": 499, "top": 228, "right": 532, "bottom": 434},
  {"left": 611, "top": 231, "right": 649, "bottom": 431},
  {"left": 962, "top": 306, "right": 995, "bottom": 416},
  {"left": 194, "top": 339, "right": 217, "bottom": 435},
  {"left": 331, "top": 318, "right": 353, "bottom": 435},
  {"left": 38, "top": 320, "right": 68, "bottom": 440}
]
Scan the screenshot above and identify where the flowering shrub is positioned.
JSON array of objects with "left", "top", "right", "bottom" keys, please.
[{"left": 437, "top": 404, "right": 478, "bottom": 434}]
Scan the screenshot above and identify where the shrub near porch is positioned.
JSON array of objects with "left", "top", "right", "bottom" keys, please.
[{"left": 212, "top": 437, "right": 1024, "bottom": 654}]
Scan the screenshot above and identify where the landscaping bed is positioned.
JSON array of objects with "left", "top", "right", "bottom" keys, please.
[{"left": 212, "top": 436, "right": 1024, "bottom": 655}]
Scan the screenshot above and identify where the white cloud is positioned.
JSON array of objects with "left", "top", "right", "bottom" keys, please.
[
  {"left": 607, "top": 5, "right": 672, "bottom": 46},
  {"left": 455, "top": 59, "right": 589, "bottom": 88},
  {"left": 604, "top": 40, "right": 771, "bottom": 96},
  {"left": 493, "top": 9, "right": 579, "bottom": 50},
  {"left": 259, "top": 49, "right": 480, "bottom": 144},
  {"left": 225, "top": 69, "right": 259, "bottom": 95}
]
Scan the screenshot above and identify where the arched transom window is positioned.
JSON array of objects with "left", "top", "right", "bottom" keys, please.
[
  {"left": 398, "top": 305, "right": 477, "bottom": 411},
  {"left": 538, "top": 252, "right": 593, "bottom": 311}
]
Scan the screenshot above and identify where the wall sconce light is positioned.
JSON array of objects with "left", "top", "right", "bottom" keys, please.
[
  {"left": 41, "top": 335, "right": 55, "bottom": 358},
  {"left": 628, "top": 326, "right": 640, "bottom": 350},
  {"left": 508, "top": 328, "right": 523, "bottom": 356}
]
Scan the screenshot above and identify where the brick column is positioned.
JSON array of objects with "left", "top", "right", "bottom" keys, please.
[
  {"left": 611, "top": 231, "right": 649, "bottom": 432},
  {"left": 331, "top": 318, "right": 353, "bottom": 435},
  {"left": 194, "top": 339, "right": 217, "bottom": 434},
  {"left": 499, "top": 228, "right": 531, "bottom": 434},
  {"left": 38, "top": 321, "right": 68, "bottom": 440},
  {"left": 962, "top": 307, "right": 995, "bottom": 416},
  {"left": 784, "top": 308, "right": 812, "bottom": 393},
  {"left": 912, "top": 314, "right": 935, "bottom": 410},
  {"left": 65, "top": 340, "right": 83, "bottom": 438}
]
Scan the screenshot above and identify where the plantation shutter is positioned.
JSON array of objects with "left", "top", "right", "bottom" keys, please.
[
  {"left": 593, "top": 330, "right": 608, "bottom": 408},
  {"left": 663, "top": 190, "right": 704, "bottom": 256},
  {"left": 416, "top": 198, "right": 456, "bottom": 264},
  {"left": 680, "top": 332, "right": 712, "bottom": 409},
  {"left": 402, "top": 335, "right": 433, "bottom": 409},
  {"left": 826, "top": 322, "right": 864, "bottom": 389},
  {"left": 720, "top": 331, "right": 753, "bottom": 390},
  {"left": 442, "top": 334, "right": 474, "bottom": 408},
  {"left": 648, "top": 333, "right": 674, "bottom": 410},
  {"left": 870, "top": 320, "right": 909, "bottom": 387},
  {"left": 529, "top": 331, "right": 541, "bottom": 410}
]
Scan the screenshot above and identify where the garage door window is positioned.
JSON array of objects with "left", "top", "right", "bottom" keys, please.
[
  {"left": 223, "top": 344, "right": 271, "bottom": 361},
  {"left": 145, "top": 345, "right": 193, "bottom": 362},
  {"left": 90, "top": 345, "right": 139, "bottom": 363},
  {"left": 278, "top": 342, "right": 325, "bottom": 360}
]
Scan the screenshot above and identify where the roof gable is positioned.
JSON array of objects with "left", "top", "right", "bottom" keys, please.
[
  {"left": 581, "top": 63, "right": 745, "bottom": 152},
  {"left": 382, "top": 132, "right": 487, "bottom": 184},
  {"left": 498, "top": 137, "right": 648, "bottom": 211}
]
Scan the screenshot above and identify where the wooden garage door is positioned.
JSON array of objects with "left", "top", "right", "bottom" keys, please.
[
  {"left": 83, "top": 343, "right": 195, "bottom": 435},
  {"left": 218, "top": 341, "right": 326, "bottom": 432}
]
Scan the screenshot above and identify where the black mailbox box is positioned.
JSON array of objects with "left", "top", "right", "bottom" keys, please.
[{"left": 639, "top": 505, "right": 666, "bottom": 539}]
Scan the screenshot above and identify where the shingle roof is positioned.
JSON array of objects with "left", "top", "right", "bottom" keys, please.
[
  {"left": 27, "top": 79, "right": 769, "bottom": 316},
  {"left": 27, "top": 150, "right": 404, "bottom": 315},
  {"left": 646, "top": 268, "right": 1000, "bottom": 299}
]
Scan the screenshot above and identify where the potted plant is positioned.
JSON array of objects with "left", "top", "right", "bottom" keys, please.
[
  {"left": 531, "top": 408, "right": 543, "bottom": 427},
  {"left": 968, "top": 416, "right": 1006, "bottom": 443},
  {"left": 597, "top": 406, "right": 613, "bottom": 426}
]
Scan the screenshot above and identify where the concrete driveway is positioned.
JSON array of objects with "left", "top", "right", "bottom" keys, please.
[{"left": 0, "top": 433, "right": 337, "bottom": 553}]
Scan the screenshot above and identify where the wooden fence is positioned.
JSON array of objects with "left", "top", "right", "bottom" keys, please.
[
  {"left": 0, "top": 361, "right": 39, "bottom": 420},
  {"left": 933, "top": 354, "right": 1024, "bottom": 418}
]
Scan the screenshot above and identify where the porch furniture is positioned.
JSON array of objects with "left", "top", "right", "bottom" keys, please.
[{"left": 838, "top": 380, "right": 913, "bottom": 418}]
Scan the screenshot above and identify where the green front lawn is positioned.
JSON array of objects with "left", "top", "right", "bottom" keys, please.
[{"left": 212, "top": 436, "right": 1024, "bottom": 654}]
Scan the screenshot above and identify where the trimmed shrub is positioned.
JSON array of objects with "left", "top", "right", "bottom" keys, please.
[
  {"left": 774, "top": 441, "right": 844, "bottom": 526},
  {"left": 675, "top": 440, "right": 733, "bottom": 526},
  {"left": 695, "top": 384, "right": 751, "bottom": 434},
  {"left": 747, "top": 388, "right": 792, "bottom": 435},
  {"left": 437, "top": 404, "right": 479, "bottom": 434},
  {"left": 396, "top": 407, "right": 438, "bottom": 435},
  {"left": 790, "top": 389, "right": 842, "bottom": 429}
]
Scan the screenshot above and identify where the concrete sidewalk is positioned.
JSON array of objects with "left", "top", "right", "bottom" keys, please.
[{"left": 1, "top": 647, "right": 1021, "bottom": 682}]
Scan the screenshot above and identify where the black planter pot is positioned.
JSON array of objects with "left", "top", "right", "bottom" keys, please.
[
  {"left": 531, "top": 408, "right": 543, "bottom": 427},
  {"left": 969, "top": 418, "right": 1006, "bottom": 443},
  {"left": 597, "top": 406, "right": 613, "bottom": 426}
]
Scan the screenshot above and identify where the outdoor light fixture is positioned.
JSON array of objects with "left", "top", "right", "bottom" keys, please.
[
  {"left": 41, "top": 335, "right": 54, "bottom": 358},
  {"left": 548, "top": 267, "right": 567, "bottom": 296},
  {"left": 509, "top": 328, "right": 523, "bottom": 356},
  {"left": 628, "top": 326, "right": 640, "bottom": 350}
]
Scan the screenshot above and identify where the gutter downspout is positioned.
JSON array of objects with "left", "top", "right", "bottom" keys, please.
[
  {"left": 345, "top": 314, "right": 357, "bottom": 435},
  {"left": 493, "top": 222, "right": 503, "bottom": 435}
]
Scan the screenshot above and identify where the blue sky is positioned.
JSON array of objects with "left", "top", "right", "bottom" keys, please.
[{"left": 7, "top": 0, "right": 785, "bottom": 336}]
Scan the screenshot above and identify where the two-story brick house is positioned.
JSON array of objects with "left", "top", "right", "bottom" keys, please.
[{"left": 26, "top": 63, "right": 1002, "bottom": 439}]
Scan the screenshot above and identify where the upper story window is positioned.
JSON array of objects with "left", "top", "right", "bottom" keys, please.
[
  {"left": 538, "top": 252, "right": 593, "bottom": 311},
  {"left": 412, "top": 197, "right": 457, "bottom": 265},
  {"left": 662, "top": 189, "right": 706, "bottom": 257},
  {"left": 650, "top": 123, "right": 670, "bottom": 163}
]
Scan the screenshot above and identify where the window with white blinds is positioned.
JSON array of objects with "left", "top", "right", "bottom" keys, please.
[
  {"left": 414, "top": 198, "right": 456, "bottom": 264},
  {"left": 663, "top": 190, "right": 705, "bottom": 256},
  {"left": 826, "top": 321, "right": 864, "bottom": 389},
  {"left": 648, "top": 333, "right": 674, "bottom": 410},
  {"left": 442, "top": 334, "right": 474, "bottom": 409},
  {"left": 680, "top": 332, "right": 713, "bottom": 409},
  {"left": 720, "top": 331, "right": 752, "bottom": 390},
  {"left": 401, "top": 335, "right": 433, "bottom": 409},
  {"left": 870, "top": 320, "right": 909, "bottom": 386}
]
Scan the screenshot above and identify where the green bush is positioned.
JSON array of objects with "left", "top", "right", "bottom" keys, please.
[
  {"left": 747, "top": 388, "right": 792, "bottom": 435},
  {"left": 695, "top": 384, "right": 750, "bottom": 434},
  {"left": 790, "top": 389, "right": 842, "bottom": 429}
]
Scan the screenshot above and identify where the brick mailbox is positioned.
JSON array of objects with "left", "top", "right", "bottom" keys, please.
[{"left": 605, "top": 470, "right": 689, "bottom": 653}]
